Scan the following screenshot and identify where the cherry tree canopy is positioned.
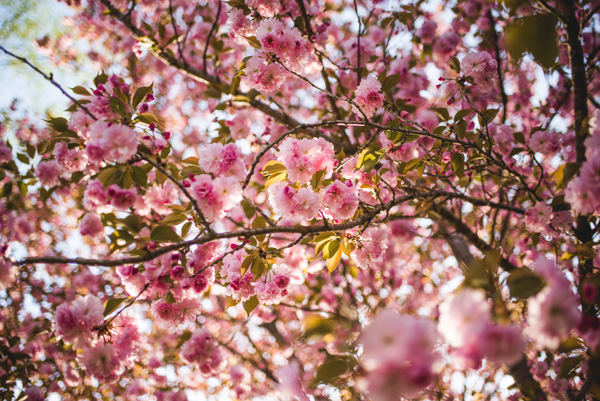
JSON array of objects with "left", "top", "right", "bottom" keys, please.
[{"left": 1, "top": 0, "right": 600, "bottom": 400}]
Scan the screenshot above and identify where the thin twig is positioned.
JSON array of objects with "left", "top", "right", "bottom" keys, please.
[
  {"left": 138, "top": 153, "right": 213, "bottom": 233},
  {"left": 0, "top": 46, "right": 97, "bottom": 121},
  {"left": 202, "top": 0, "right": 222, "bottom": 74}
]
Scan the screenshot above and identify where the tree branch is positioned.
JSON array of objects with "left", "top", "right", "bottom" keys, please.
[{"left": 0, "top": 46, "right": 97, "bottom": 121}]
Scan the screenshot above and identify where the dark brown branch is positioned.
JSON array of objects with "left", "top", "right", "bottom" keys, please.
[
  {"left": 437, "top": 207, "right": 519, "bottom": 272},
  {"left": 97, "top": 0, "right": 348, "bottom": 151},
  {"left": 17, "top": 190, "right": 523, "bottom": 268},
  {"left": 202, "top": 0, "right": 221, "bottom": 74},
  {"left": 168, "top": 0, "right": 184, "bottom": 63}
]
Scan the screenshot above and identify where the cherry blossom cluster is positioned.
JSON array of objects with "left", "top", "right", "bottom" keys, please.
[{"left": 54, "top": 295, "right": 141, "bottom": 382}]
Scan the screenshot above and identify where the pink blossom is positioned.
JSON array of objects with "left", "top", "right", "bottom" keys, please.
[
  {"left": 190, "top": 175, "right": 242, "bottom": 221},
  {"left": 322, "top": 180, "right": 359, "bottom": 220},
  {"left": 294, "top": 188, "right": 322, "bottom": 221},
  {"left": 490, "top": 124, "right": 514, "bottom": 155},
  {"left": 0, "top": 142, "right": 12, "bottom": 163},
  {"left": 527, "top": 258, "right": 581, "bottom": 349},
  {"left": 188, "top": 242, "right": 223, "bottom": 274},
  {"left": 181, "top": 328, "right": 223, "bottom": 374},
  {"left": 54, "top": 142, "right": 88, "bottom": 172},
  {"left": 36, "top": 160, "right": 61, "bottom": 187},
  {"left": 227, "top": 9, "right": 254, "bottom": 44},
  {"left": 198, "top": 142, "right": 245, "bottom": 179},
  {"left": 247, "top": 0, "right": 281, "bottom": 17},
  {"left": 244, "top": 56, "right": 287, "bottom": 94},
  {"left": 529, "top": 131, "right": 561, "bottom": 154},
  {"left": 416, "top": 20, "right": 437, "bottom": 44},
  {"left": 461, "top": 52, "right": 497, "bottom": 93},
  {"left": 54, "top": 295, "right": 104, "bottom": 347},
  {"left": 479, "top": 324, "right": 525, "bottom": 366},
  {"left": 268, "top": 182, "right": 321, "bottom": 221},
  {"left": 525, "top": 202, "right": 553, "bottom": 232},
  {"left": 527, "top": 283, "right": 582, "bottom": 349},
  {"left": 107, "top": 185, "right": 137, "bottom": 210},
  {"left": 277, "top": 137, "right": 335, "bottom": 184},
  {"left": 351, "top": 226, "right": 389, "bottom": 269},
  {"left": 268, "top": 182, "right": 297, "bottom": 218},
  {"left": 360, "top": 310, "right": 438, "bottom": 399},
  {"left": 79, "top": 213, "right": 105, "bottom": 238},
  {"left": 144, "top": 183, "right": 178, "bottom": 215},
  {"left": 88, "top": 120, "right": 138, "bottom": 164},
  {"left": 81, "top": 342, "right": 122, "bottom": 382},
  {"left": 276, "top": 361, "right": 309, "bottom": 401},
  {"left": 84, "top": 179, "right": 109, "bottom": 212},
  {"left": 256, "top": 18, "right": 284, "bottom": 52},
  {"left": 565, "top": 176, "right": 599, "bottom": 214},
  {"left": 151, "top": 299, "right": 183, "bottom": 324},
  {"left": 438, "top": 288, "right": 490, "bottom": 347},
  {"left": 353, "top": 76, "right": 384, "bottom": 118}
]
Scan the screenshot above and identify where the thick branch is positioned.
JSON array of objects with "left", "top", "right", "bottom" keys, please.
[
  {"left": 97, "top": 0, "right": 350, "bottom": 150},
  {"left": 17, "top": 191, "right": 522, "bottom": 267}
]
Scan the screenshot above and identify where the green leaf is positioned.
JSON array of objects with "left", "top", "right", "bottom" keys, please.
[
  {"left": 326, "top": 243, "right": 343, "bottom": 274},
  {"left": 131, "top": 165, "right": 148, "bottom": 188},
  {"left": 151, "top": 226, "right": 182, "bottom": 243},
  {"left": 482, "top": 109, "right": 499, "bottom": 123},
  {"left": 302, "top": 315, "right": 335, "bottom": 339},
  {"left": 261, "top": 160, "right": 288, "bottom": 187},
  {"left": 449, "top": 56, "right": 461, "bottom": 73},
  {"left": 311, "top": 169, "right": 328, "bottom": 190},
  {"left": 93, "top": 71, "right": 109, "bottom": 87},
  {"left": 104, "top": 297, "right": 128, "bottom": 316},
  {"left": 245, "top": 36, "right": 262, "bottom": 49},
  {"left": 454, "top": 119, "right": 468, "bottom": 139},
  {"left": 322, "top": 239, "right": 340, "bottom": 259},
  {"left": 46, "top": 117, "right": 69, "bottom": 133},
  {"left": 132, "top": 83, "right": 154, "bottom": 110},
  {"left": 181, "top": 221, "right": 192, "bottom": 238},
  {"left": 454, "top": 109, "right": 472, "bottom": 121},
  {"left": 161, "top": 212, "right": 188, "bottom": 226},
  {"left": 176, "top": 330, "right": 193, "bottom": 348},
  {"left": 109, "top": 96, "right": 126, "bottom": 116},
  {"left": 559, "top": 355, "right": 583, "bottom": 378},
  {"left": 451, "top": 153, "right": 464, "bottom": 177},
  {"left": 252, "top": 215, "right": 268, "bottom": 242},
  {"left": 71, "top": 86, "right": 91, "bottom": 96},
  {"left": 506, "top": 269, "right": 545, "bottom": 299},
  {"left": 554, "top": 162, "right": 580, "bottom": 190},
  {"left": 312, "top": 356, "right": 354, "bottom": 386},
  {"left": 243, "top": 295, "right": 259, "bottom": 316},
  {"left": 16, "top": 153, "right": 29, "bottom": 164},
  {"left": 241, "top": 255, "right": 256, "bottom": 277},
  {"left": 433, "top": 107, "right": 450, "bottom": 121},
  {"left": 96, "top": 167, "right": 122, "bottom": 187},
  {"left": 356, "top": 148, "right": 383, "bottom": 172},
  {"left": 250, "top": 258, "right": 266, "bottom": 280},
  {"left": 313, "top": 232, "right": 337, "bottom": 257},
  {"left": 261, "top": 160, "right": 286, "bottom": 175},
  {"left": 382, "top": 73, "right": 401, "bottom": 93},
  {"left": 505, "top": 13, "right": 558, "bottom": 69},
  {"left": 241, "top": 199, "right": 256, "bottom": 219}
]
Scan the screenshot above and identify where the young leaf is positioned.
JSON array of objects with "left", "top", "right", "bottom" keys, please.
[
  {"left": 103, "top": 297, "right": 128, "bottom": 316},
  {"left": 151, "top": 226, "right": 182, "bottom": 243},
  {"left": 243, "top": 295, "right": 259, "bottom": 316}
]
